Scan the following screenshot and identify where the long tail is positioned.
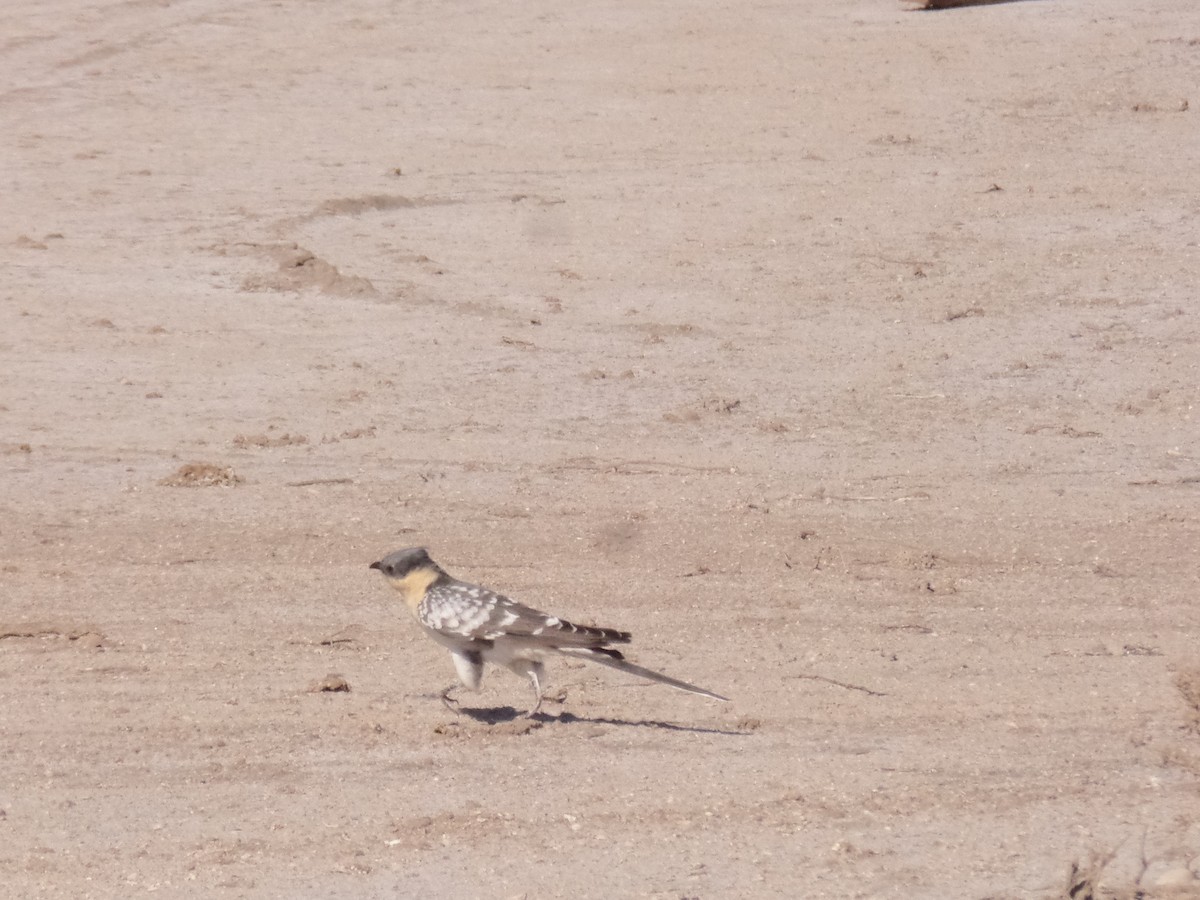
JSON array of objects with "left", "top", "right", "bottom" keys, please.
[{"left": 556, "top": 647, "right": 729, "bottom": 702}]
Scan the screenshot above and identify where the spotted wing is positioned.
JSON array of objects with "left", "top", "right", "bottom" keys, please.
[{"left": 419, "top": 581, "right": 630, "bottom": 647}]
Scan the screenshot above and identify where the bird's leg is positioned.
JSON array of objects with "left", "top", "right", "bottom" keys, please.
[
  {"left": 443, "top": 650, "right": 481, "bottom": 715},
  {"left": 524, "top": 661, "right": 545, "bottom": 718}
]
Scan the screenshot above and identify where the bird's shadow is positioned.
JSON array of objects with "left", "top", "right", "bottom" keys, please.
[{"left": 451, "top": 704, "right": 751, "bottom": 736}]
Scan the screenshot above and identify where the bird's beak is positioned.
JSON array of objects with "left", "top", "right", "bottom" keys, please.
[{"left": 369, "top": 561, "right": 382, "bottom": 571}]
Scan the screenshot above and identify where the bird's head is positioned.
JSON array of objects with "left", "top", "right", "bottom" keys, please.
[
  {"left": 369, "top": 548, "right": 450, "bottom": 615},
  {"left": 369, "top": 546, "right": 440, "bottom": 581}
]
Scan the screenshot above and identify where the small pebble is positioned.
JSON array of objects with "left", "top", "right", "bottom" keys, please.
[{"left": 1155, "top": 866, "right": 1196, "bottom": 887}]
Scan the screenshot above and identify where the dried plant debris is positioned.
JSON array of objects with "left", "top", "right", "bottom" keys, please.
[
  {"left": 232, "top": 432, "right": 308, "bottom": 449},
  {"left": 159, "top": 463, "right": 243, "bottom": 487},
  {"left": 0, "top": 623, "right": 104, "bottom": 647},
  {"left": 1062, "top": 849, "right": 1116, "bottom": 900}
]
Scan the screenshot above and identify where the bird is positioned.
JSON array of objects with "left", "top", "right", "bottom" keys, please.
[{"left": 368, "top": 547, "right": 729, "bottom": 716}]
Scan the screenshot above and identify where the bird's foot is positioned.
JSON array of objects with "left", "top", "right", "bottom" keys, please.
[
  {"left": 524, "top": 689, "right": 568, "bottom": 718},
  {"left": 440, "top": 685, "right": 462, "bottom": 715}
]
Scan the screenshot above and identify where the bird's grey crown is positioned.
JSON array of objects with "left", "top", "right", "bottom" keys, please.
[{"left": 369, "top": 546, "right": 439, "bottom": 578}]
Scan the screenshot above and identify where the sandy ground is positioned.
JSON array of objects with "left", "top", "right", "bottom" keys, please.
[{"left": 3, "top": 1, "right": 1200, "bottom": 897}]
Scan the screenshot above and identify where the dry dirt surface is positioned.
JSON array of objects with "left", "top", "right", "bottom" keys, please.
[{"left": 3, "top": 1, "right": 1200, "bottom": 897}]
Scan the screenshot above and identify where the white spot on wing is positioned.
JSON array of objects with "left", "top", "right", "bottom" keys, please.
[{"left": 460, "top": 606, "right": 493, "bottom": 632}]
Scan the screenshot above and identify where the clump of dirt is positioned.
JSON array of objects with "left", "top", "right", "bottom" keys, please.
[
  {"left": 663, "top": 396, "right": 743, "bottom": 423},
  {"left": 1175, "top": 667, "right": 1200, "bottom": 733},
  {"left": 240, "top": 242, "right": 377, "bottom": 297},
  {"left": 308, "top": 674, "right": 351, "bottom": 693},
  {"left": 158, "top": 463, "right": 243, "bottom": 487}
]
